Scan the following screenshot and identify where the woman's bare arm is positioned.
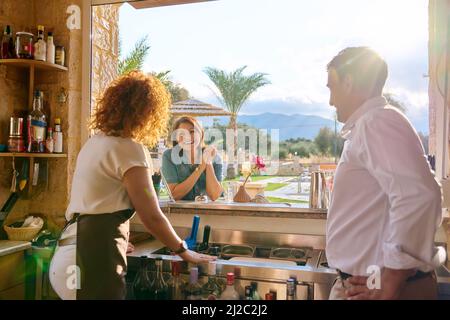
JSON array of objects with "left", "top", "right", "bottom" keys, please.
[
  {"left": 205, "top": 164, "right": 223, "bottom": 201},
  {"left": 123, "top": 166, "right": 215, "bottom": 263},
  {"left": 168, "top": 165, "right": 205, "bottom": 200}
]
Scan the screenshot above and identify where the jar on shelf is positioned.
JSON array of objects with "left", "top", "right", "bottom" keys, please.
[
  {"left": 8, "top": 117, "right": 25, "bottom": 152},
  {"left": 16, "top": 32, "right": 34, "bottom": 59}
]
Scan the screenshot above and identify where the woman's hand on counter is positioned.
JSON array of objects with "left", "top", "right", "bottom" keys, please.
[{"left": 178, "top": 249, "right": 217, "bottom": 264}]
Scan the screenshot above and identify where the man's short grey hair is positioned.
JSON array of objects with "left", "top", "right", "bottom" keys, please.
[{"left": 327, "top": 47, "right": 388, "bottom": 95}]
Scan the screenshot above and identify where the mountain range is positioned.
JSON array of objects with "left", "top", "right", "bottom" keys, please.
[{"left": 197, "top": 99, "right": 428, "bottom": 141}]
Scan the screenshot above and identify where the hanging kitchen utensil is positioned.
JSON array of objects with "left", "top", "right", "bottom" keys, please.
[
  {"left": 10, "top": 156, "right": 18, "bottom": 192},
  {"left": 18, "top": 159, "right": 29, "bottom": 191}
]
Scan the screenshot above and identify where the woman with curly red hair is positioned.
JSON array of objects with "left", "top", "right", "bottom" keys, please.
[{"left": 49, "top": 71, "right": 214, "bottom": 300}]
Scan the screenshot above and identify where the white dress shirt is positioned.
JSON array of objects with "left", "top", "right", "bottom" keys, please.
[{"left": 326, "top": 96, "right": 445, "bottom": 276}]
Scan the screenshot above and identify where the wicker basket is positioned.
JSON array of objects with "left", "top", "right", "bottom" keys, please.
[{"left": 4, "top": 220, "right": 44, "bottom": 241}]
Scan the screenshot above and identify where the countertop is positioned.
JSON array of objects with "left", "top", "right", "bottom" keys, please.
[
  {"left": 159, "top": 200, "right": 327, "bottom": 219},
  {"left": 0, "top": 240, "right": 31, "bottom": 257}
]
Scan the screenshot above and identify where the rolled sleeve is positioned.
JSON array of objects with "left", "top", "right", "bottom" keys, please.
[
  {"left": 360, "top": 109, "right": 442, "bottom": 270},
  {"left": 161, "top": 149, "right": 179, "bottom": 184}
]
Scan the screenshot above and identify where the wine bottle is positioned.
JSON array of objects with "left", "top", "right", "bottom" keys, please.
[
  {"left": 132, "top": 256, "right": 152, "bottom": 300},
  {"left": 185, "top": 267, "right": 202, "bottom": 300},
  {"left": 167, "top": 261, "right": 186, "bottom": 300},
  {"left": 149, "top": 257, "right": 169, "bottom": 300},
  {"left": 201, "top": 262, "right": 221, "bottom": 300},
  {"left": 219, "top": 273, "right": 240, "bottom": 300}
]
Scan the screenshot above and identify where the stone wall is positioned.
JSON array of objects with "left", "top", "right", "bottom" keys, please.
[
  {"left": 91, "top": 4, "right": 120, "bottom": 111},
  {"left": 0, "top": 1, "right": 119, "bottom": 232}
]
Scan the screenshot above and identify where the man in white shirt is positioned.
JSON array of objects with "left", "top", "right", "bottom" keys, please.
[{"left": 326, "top": 47, "right": 445, "bottom": 300}]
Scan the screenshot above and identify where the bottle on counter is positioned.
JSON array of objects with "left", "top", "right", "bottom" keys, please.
[
  {"left": 201, "top": 262, "right": 222, "bottom": 300},
  {"left": 250, "top": 281, "right": 262, "bottom": 300},
  {"left": 167, "top": 261, "right": 186, "bottom": 300},
  {"left": 286, "top": 278, "right": 297, "bottom": 300},
  {"left": 149, "top": 257, "right": 169, "bottom": 300},
  {"left": 269, "top": 289, "right": 277, "bottom": 300},
  {"left": 53, "top": 118, "right": 63, "bottom": 153},
  {"left": 46, "top": 32, "right": 55, "bottom": 64},
  {"left": 45, "top": 127, "right": 54, "bottom": 153},
  {"left": 132, "top": 256, "right": 152, "bottom": 300},
  {"left": 265, "top": 292, "right": 275, "bottom": 300},
  {"left": 33, "top": 25, "right": 46, "bottom": 61},
  {"left": 1, "top": 25, "right": 15, "bottom": 59},
  {"left": 27, "top": 90, "right": 47, "bottom": 153},
  {"left": 185, "top": 267, "right": 202, "bottom": 300},
  {"left": 220, "top": 272, "right": 240, "bottom": 300},
  {"left": 244, "top": 285, "right": 253, "bottom": 300}
]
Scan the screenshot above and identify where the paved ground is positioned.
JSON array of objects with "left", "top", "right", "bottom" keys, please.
[{"left": 258, "top": 176, "right": 311, "bottom": 202}]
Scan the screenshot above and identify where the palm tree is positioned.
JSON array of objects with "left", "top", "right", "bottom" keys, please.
[
  {"left": 204, "top": 66, "right": 270, "bottom": 157},
  {"left": 118, "top": 36, "right": 150, "bottom": 76}
]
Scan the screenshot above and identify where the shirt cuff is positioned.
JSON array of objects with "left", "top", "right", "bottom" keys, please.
[{"left": 383, "top": 242, "right": 428, "bottom": 270}]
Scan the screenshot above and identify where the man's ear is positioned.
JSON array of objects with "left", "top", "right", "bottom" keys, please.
[{"left": 343, "top": 74, "right": 353, "bottom": 94}]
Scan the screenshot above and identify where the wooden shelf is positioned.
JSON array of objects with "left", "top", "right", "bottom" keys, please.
[
  {"left": 0, "top": 59, "right": 68, "bottom": 72},
  {"left": 0, "top": 153, "right": 67, "bottom": 158}
]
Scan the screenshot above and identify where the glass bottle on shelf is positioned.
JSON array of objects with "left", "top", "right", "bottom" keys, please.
[
  {"left": 53, "top": 118, "right": 63, "bottom": 153},
  {"left": 132, "top": 256, "right": 152, "bottom": 300},
  {"left": 167, "top": 261, "right": 186, "bottom": 300},
  {"left": 1, "top": 25, "right": 15, "bottom": 59},
  {"left": 45, "top": 127, "right": 54, "bottom": 153},
  {"left": 185, "top": 267, "right": 202, "bottom": 300},
  {"left": 33, "top": 25, "right": 46, "bottom": 61},
  {"left": 27, "top": 90, "right": 47, "bottom": 153},
  {"left": 46, "top": 32, "right": 55, "bottom": 64},
  {"left": 149, "top": 257, "right": 169, "bottom": 300},
  {"left": 201, "top": 262, "right": 222, "bottom": 300},
  {"left": 220, "top": 273, "right": 240, "bottom": 300}
]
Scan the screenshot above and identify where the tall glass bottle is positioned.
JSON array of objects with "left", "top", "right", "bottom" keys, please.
[
  {"left": 1, "top": 25, "right": 15, "bottom": 59},
  {"left": 132, "top": 256, "right": 152, "bottom": 300},
  {"left": 27, "top": 90, "right": 47, "bottom": 153},
  {"left": 167, "top": 261, "right": 186, "bottom": 300},
  {"left": 33, "top": 25, "right": 46, "bottom": 61},
  {"left": 219, "top": 273, "right": 240, "bottom": 300},
  {"left": 201, "top": 262, "right": 222, "bottom": 300},
  {"left": 150, "top": 257, "right": 169, "bottom": 300},
  {"left": 185, "top": 267, "right": 202, "bottom": 300}
]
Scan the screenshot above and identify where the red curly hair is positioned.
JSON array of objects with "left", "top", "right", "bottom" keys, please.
[{"left": 90, "top": 71, "right": 171, "bottom": 147}]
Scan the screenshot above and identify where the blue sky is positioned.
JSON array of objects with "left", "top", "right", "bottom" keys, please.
[{"left": 119, "top": 0, "right": 429, "bottom": 132}]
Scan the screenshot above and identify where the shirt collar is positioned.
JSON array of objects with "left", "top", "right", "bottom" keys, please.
[{"left": 340, "top": 96, "right": 387, "bottom": 139}]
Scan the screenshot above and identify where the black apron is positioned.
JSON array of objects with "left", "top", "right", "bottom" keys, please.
[{"left": 67, "top": 209, "right": 134, "bottom": 300}]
